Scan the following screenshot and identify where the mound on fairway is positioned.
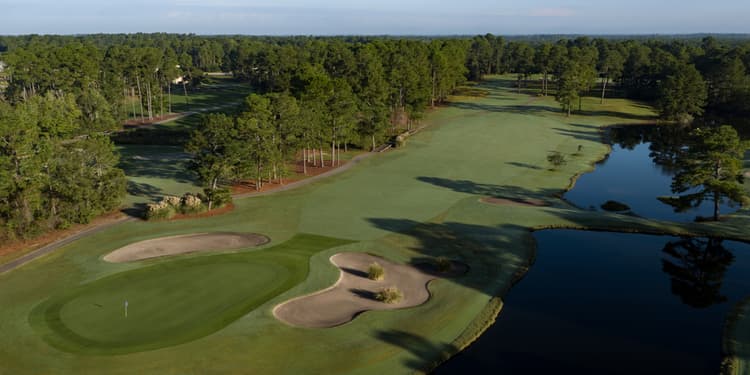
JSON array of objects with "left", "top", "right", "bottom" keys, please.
[
  {"left": 479, "top": 196, "right": 549, "bottom": 207},
  {"left": 273, "top": 253, "right": 466, "bottom": 328},
  {"left": 30, "top": 234, "right": 353, "bottom": 355},
  {"left": 103, "top": 232, "right": 270, "bottom": 263}
]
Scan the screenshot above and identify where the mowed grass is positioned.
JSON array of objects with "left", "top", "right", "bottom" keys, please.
[
  {"left": 29, "top": 234, "right": 353, "bottom": 355},
  {"left": 116, "top": 145, "right": 201, "bottom": 206},
  {"left": 2, "top": 75, "right": 750, "bottom": 374}
]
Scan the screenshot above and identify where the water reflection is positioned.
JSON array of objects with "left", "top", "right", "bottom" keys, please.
[
  {"left": 566, "top": 124, "right": 738, "bottom": 222},
  {"left": 435, "top": 231, "right": 750, "bottom": 374},
  {"left": 662, "top": 238, "right": 735, "bottom": 309}
]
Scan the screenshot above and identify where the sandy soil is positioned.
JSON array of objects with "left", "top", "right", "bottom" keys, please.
[
  {"left": 479, "top": 196, "right": 549, "bottom": 207},
  {"left": 273, "top": 252, "right": 467, "bottom": 328},
  {"left": 103, "top": 232, "right": 269, "bottom": 263}
]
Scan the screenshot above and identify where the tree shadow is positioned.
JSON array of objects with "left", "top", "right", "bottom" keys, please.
[
  {"left": 118, "top": 150, "right": 196, "bottom": 183},
  {"left": 416, "top": 176, "right": 562, "bottom": 200},
  {"left": 350, "top": 288, "right": 376, "bottom": 300},
  {"left": 506, "top": 161, "right": 543, "bottom": 170},
  {"left": 375, "top": 329, "right": 459, "bottom": 371},
  {"left": 126, "top": 181, "right": 163, "bottom": 202},
  {"left": 120, "top": 203, "right": 148, "bottom": 219},
  {"left": 341, "top": 267, "right": 368, "bottom": 278},
  {"left": 451, "top": 99, "right": 658, "bottom": 123},
  {"left": 552, "top": 127, "right": 603, "bottom": 143}
]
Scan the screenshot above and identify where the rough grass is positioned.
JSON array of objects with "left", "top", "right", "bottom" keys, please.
[{"left": 2, "top": 75, "right": 750, "bottom": 374}]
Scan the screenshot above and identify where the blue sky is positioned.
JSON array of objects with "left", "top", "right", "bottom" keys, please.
[{"left": 2, "top": 0, "right": 748, "bottom": 35}]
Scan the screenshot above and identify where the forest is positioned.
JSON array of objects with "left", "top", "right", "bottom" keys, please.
[{"left": 1, "top": 33, "right": 749, "bottom": 239}]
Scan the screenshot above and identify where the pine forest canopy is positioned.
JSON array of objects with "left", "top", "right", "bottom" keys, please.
[{"left": 1, "top": 33, "right": 750, "bottom": 239}]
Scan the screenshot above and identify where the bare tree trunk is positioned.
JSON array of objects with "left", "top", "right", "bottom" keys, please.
[
  {"left": 136, "top": 75, "right": 145, "bottom": 122},
  {"left": 303, "top": 148, "right": 308, "bottom": 175},
  {"left": 168, "top": 83, "right": 172, "bottom": 113},
  {"left": 600, "top": 76, "right": 609, "bottom": 104},
  {"left": 320, "top": 148, "right": 325, "bottom": 167},
  {"left": 714, "top": 160, "right": 721, "bottom": 221},
  {"left": 714, "top": 191, "right": 720, "bottom": 221},
  {"left": 208, "top": 177, "right": 218, "bottom": 210},
  {"left": 146, "top": 83, "right": 153, "bottom": 120},
  {"left": 431, "top": 70, "right": 436, "bottom": 107},
  {"left": 182, "top": 81, "right": 189, "bottom": 108},
  {"left": 130, "top": 87, "right": 137, "bottom": 119},
  {"left": 372, "top": 135, "right": 376, "bottom": 151},
  {"left": 331, "top": 139, "right": 336, "bottom": 167}
]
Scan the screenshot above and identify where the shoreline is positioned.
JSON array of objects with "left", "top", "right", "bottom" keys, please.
[{"left": 427, "top": 115, "right": 750, "bottom": 373}]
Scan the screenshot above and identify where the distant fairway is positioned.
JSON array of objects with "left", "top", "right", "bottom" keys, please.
[{"left": 29, "top": 234, "right": 353, "bottom": 355}]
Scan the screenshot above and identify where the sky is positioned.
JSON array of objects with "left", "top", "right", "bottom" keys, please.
[{"left": 1, "top": 0, "right": 749, "bottom": 35}]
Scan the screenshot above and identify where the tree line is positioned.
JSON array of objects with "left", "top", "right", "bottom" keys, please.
[{"left": 464, "top": 34, "right": 750, "bottom": 121}]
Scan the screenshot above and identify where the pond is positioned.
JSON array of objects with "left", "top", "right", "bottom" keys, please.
[
  {"left": 564, "top": 125, "right": 738, "bottom": 222},
  {"left": 435, "top": 230, "right": 750, "bottom": 374}
]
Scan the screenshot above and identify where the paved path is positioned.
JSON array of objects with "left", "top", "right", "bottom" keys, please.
[
  {"left": 0, "top": 217, "right": 135, "bottom": 274},
  {"left": 0, "top": 152, "right": 378, "bottom": 275}
]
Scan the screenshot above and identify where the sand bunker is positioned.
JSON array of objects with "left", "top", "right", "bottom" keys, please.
[
  {"left": 273, "top": 253, "right": 466, "bottom": 328},
  {"left": 103, "top": 232, "right": 269, "bottom": 263},
  {"left": 480, "top": 196, "right": 549, "bottom": 207}
]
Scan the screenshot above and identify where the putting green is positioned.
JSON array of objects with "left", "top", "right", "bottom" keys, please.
[{"left": 29, "top": 234, "right": 353, "bottom": 355}]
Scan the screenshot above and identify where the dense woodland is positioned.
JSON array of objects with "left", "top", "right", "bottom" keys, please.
[{"left": 1, "top": 33, "right": 750, "bottom": 238}]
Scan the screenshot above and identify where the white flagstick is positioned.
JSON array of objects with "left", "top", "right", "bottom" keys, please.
[{"left": 125, "top": 300, "right": 129, "bottom": 318}]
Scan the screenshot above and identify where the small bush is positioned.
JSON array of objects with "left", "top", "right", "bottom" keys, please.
[
  {"left": 435, "top": 256, "right": 452, "bottom": 273},
  {"left": 163, "top": 195, "right": 181, "bottom": 207},
  {"left": 145, "top": 201, "right": 176, "bottom": 220},
  {"left": 368, "top": 262, "right": 385, "bottom": 281},
  {"left": 200, "top": 187, "right": 232, "bottom": 209},
  {"left": 375, "top": 287, "right": 403, "bottom": 304},
  {"left": 395, "top": 134, "right": 407, "bottom": 148},
  {"left": 601, "top": 200, "right": 631, "bottom": 212},
  {"left": 179, "top": 193, "right": 204, "bottom": 214},
  {"left": 547, "top": 151, "right": 567, "bottom": 170}
]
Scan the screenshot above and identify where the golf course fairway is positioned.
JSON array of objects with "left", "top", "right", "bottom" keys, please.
[{"left": 2, "top": 76, "right": 750, "bottom": 374}]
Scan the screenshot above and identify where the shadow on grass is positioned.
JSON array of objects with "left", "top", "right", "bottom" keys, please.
[
  {"left": 118, "top": 150, "right": 196, "bottom": 184},
  {"left": 121, "top": 203, "right": 148, "bottom": 219},
  {"left": 126, "top": 181, "right": 163, "bottom": 202},
  {"left": 506, "top": 161, "right": 543, "bottom": 170},
  {"left": 416, "top": 176, "right": 563, "bottom": 200},
  {"left": 450, "top": 100, "right": 657, "bottom": 123},
  {"left": 375, "top": 330, "right": 459, "bottom": 371},
  {"left": 552, "top": 125, "right": 603, "bottom": 143}
]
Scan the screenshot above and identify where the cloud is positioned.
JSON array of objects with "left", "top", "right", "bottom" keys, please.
[{"left": 529, "top": 7, "right": 575, "bottom": 17}]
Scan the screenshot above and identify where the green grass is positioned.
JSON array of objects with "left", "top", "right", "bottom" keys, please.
[
  {"left": 29, "top": 234, "right": 353, "bottom": 355},
  {"left": 116, "top": 145, "right": 201, "bottom": 206},
  {"left": 2, "top": 75, "right": 750, "bottom": 374}
]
